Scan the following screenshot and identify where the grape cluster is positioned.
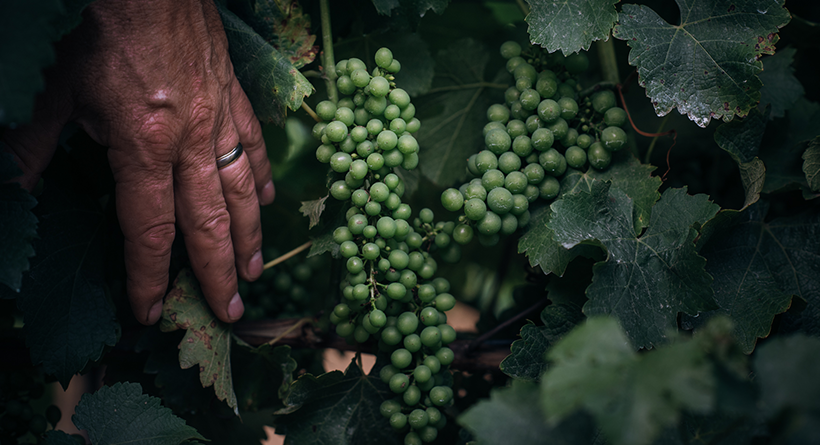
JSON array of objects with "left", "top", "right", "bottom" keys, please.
[
  {"left": 0, "top": 370, "right": 67, "bottom": 443},
  {"left": 239, "top": 252, "right": 327, "bottom": 321},
  {"left": 439, "top": 41, "right": 629, "bottom": 246},
  {"left": 313, "top": 48, "right": 454, "bottom": 444}
]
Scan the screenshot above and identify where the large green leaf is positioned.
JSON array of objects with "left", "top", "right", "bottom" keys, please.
[
  {"left": 160, "top": 268, "right": 238, "bottom": 414},
  {"left": 274, "top": 360, "right": 401, "bottom": 445},
  {"left": 758, "top": 47, "right": 804, "bottom": 119},
  {"left": 218, "top": 6, "right": 314, "bottom": 126},
  {"left": 499, "top": 304, "right": 583, "bottom": 381},
  {"left": 459, "top": 380, "right": 595, "bottom": 445},
  {"left": 541, "top": 317, "right": 719, "bottom": 445},
  {"left": 517, "top": 204, "right": 589, "bottom": 277},
  {"left": 416, "top": 38, "right": 506, "bottom": 186},
  {"left": 694, "top": 203, "right": 794, "bottom": 353},
  {"left": 613, "top": 0, "right": 791, "bottom": 127},
  {"left": 713, "top": 107, "right": 768, "bottom": 207},
  {"left": 525, "top": 0, "right": 619, "bottom": 55},
  {"left": 548, "top": 182, "right": 720, "bottom": 349},
  {"left": 0, "top": 152, "right": 38, "bottom": 292},
  {"left": 72, "top": 382, "right": 205, "bottom": 445},
  {"left": 3, "top": 181, "right": 119, "bottom": 387}
]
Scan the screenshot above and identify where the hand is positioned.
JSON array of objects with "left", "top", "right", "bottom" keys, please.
[{"left": 1, "top": 0, "right": 274, "bottom": 324}]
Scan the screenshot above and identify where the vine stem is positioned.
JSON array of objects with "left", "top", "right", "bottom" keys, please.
[
  {"left": 466, "top": 298, "right": 545, "bottom": 353},
  {"left": 301, "top": 101, "right": 321, "bottom": 123},
  {"left": 644, "top": 114, "right": 670, "bottom": 164},
  {"left": 515, "top": 0, "right": 529, "bottom": 16},
  {"left": 263, "top": 241, "right": 313, "bottom": 270},
  {"left": 615, "top": 81, "right": 677, "bottom": 179},
  {"left": 266, "top": 317, "right": 312, "bottom": 346},
  {"left": 596, "top": 37, "right": 620, "bottom": 84},
  {"left": 319, "top": 0, "right": 338, "bottom": 104}
]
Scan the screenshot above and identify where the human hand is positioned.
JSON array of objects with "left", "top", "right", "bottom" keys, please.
[{"left": 1, "top": 0, "right": 274, "bottom": 324}]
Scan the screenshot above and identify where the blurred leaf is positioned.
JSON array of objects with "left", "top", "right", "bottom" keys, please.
[
  {"left": 160, "top": 268, "right": 238, "bottom": 414},
  {"left": 3, "top": 181, "right": 119, "bottom": 387},
  {"left": 371, "top": 0, "right": 450, "bottom": 17},
  {"left": 804, "top": 136, "right": 820, "bottom": 192},
  {"left": 416, "top": 38, "right": 506, "bottom": 186},
  {"left": 274, "top": 360, "right": 401, "bottom": 445},
  {"left": 542, "top": 317, "right": 718, "bottom": 445},
  {"left": 694, "top": 202, "right": 794, "bottom": 353},
  {"left": 759, "top": 47, "right": 804, "bottom": 119},
  {"left": 72, "top": 382, "right": 205, "bottom": 445},
  {"left": 760, "top": 98, "right": 820, "bottom": 197},
  {"left": 525, "top": 0, "right": 618, "bottom": 55},
  {"left": 232, "top": 0, "right": 319, "bottom": 69},
  {"left": 613, "top": 0, "right": 790, "bottom": 127},
  {"left": 500, "top": 304, "right": 583, "bottom": 381},
  {"left": 459, "top": 380, "right": 594, "bottom": 445},
  {"left": 43, "top": 430, "right": 77, "bottom": 445},
  {"left": 299, "top": 195, "right": 327, "bottom": 229},
  {"left": 219, "top": 5, "right": 314, "bottom": 126},
  {"left": 233, "top": 343, "right": 297, "bottom": 411},
  {"left": 0, "top": 152, "right": 38, "bottom": 292},
  {"left": 549, "top": 183, "right": 719, "bottom": 349}
]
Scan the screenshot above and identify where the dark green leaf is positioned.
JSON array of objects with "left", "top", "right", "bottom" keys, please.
[
  {"left": 759, "top": 47, "right": 804, "bottom": 119},
  {"left": 542, "top": 317, "right": 718, "bottom": 445},
  {"left": 218, "top": 5, "right": 314, "bottom": 126},
  {"left": 72, "top": 382, "right": 205, "bottom": 445},
  {"left": 274, "top": 360, "right": 401, "bottom": 445},
  {"left": 459, "top": 380, "right": 594, "bottom": 445},
  {"left": 416, "top": 38, "right": 506, "bottom": 186},
  {"left": 518, "top": 204, "right": 588, "bottom": 276},
  {"left": 307, "top": 230, "right": 339, "bottom": 258},
  {"left": 737, "top": 158, "right": 766, "bottom": 208},
  {"left": 6, "top": 182, "right": 119, "bottom": 387},
  {"left": 714, "top": 107, "right": 768, "bottom": 164},
  {"left": 525, "top": 0, "right": 618, "bottom": 55},
  {"left": 372, "top": 0, "right": 450, "bottom": 17},
  {"left": 695, "top": 203, "right": 794, "bottom": 353},
  {"left": 500, "top": 304, "right": 583, "bottom": 381},
  {"left": 804, "top": 136, "right": 820, "bottom": 192},
  {"left": 43, "top": 430, "right": 77, "bottom": 445},
  {"left": 233, "top": 343, "right": 297, "bottom": 411},
  {"left": 0, "top": 152, "right": 38, "bottom": 292},
  {"left": 372, "top": 0, "right": 400, "bottom": 15},
  {"left": 759, "top": 98, "right": 820, "bottom": 196},
  {"left": 549, "top": 182, "right": 719, "bottom": 349},
  {"left": 299, "top": 195, "right": 327, "bottom": 230},
  {"left": 160, "top": 268, "right": 238, "bottom": 414},
  {"left": 613, "top": 0, "right": 790, "bottom": 127},
  {"left": 230, "top": 0, "right": 319, "bottom": 69}
]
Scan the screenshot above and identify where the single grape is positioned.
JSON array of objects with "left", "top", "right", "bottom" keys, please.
[
  {"left": 429, "top": 386, "right": 452, "bottom": 406},
  {"left": 487, "top": 187, "right": 514, "bottom": 214},
  {"left": 565, "top": 145, "right": 587, "bottom": 168},
  {"left": 588, "top": 141, "right": 612, "bottom": 170},
  {"left": 539, "top": 176, "right": 560, "bottom": 200},
  {"left": 330, "top": 180, "right": 352, "bottom": 200},
  {"left": 408, "top": 409, "right": 429, "bottom": 429},
  {"left": 497, "top": 152, "right": 521, "bottom": 174},
  {"left": 504, "top": 171, "right": 528, "bottom": 194},
  {"left": 477, "top": 211, "right": 502, "bottom": 235},
  {"left": 375, "top": 47, "right": 394, "bottom": 68},
  {"left": 380, "top": 399, "right": 402, "bottom": 418},
  {"left": 391, "top": 348, "right": 413, "bottom": 369},
  {"left": 420, "top": 326, "right": 441, "bottom": 346},
  {"left": 403, "top": 385, "right": 421, "bottom": 406},
  {"left": 486, "top": 104, "right": 510, "bottom": 123},
  {"left": 557, "top": 96, "right": 579, "bottom": 120},
  {"left": 512, "top": 135, "right": 533, "bottom": 157},
  {"left": 576, "top": 133, "right": 593, "bottom": 149},
  {"left": 397, "top": 312, "right": 419, "bottom": 335},
  {"left": 604, "top": 106, "right": 628, "bottom": 127},
  {"left": 499, "top": 41, "right": 522, "bottom": 59},
  {"left": 404, "top": 333, "right": 422, "bottom": 352},
  {"left": 592, "top": 89, "right": 617, "bottom": 114},
  {"left": 389, "top": 88, "right": 411, "bottom": 109},
  {"left": 420, "top": 307, "right": 439, "bottom": 326},
  {"left": 390, "top": 411, "right": 408, "bottom": 429},
  {"left": 316, "top": 100, "right": 337, "bottom": 121},
  {"left": 531, "top": 128, "right": 554, "bottom": 151},
  {"left": 601, "top": 126, "right": 627, "bottom": 151},
  {"left": 464, "top": 198, "right": 487, "bottom": 221},
  {"left": 485, "top": 128, "right": 512, "bottom": 155},
  {"left": 539, "top": 148, "right": 567, "bottom": 177},
  {"left": 536, "top": 76, "right": 558, "bottom": 99},
  {"left": 546, "top": 118, "right": 568, "bottom": 141},
  {"left": 325, "top": 121, "right": 349, "bottom": 143},
  {"left": 537, "top": 99, "right": 561, "bottom": 123},
  {"left": 481, "top": 169, "right": 505, "bottom": 191}
]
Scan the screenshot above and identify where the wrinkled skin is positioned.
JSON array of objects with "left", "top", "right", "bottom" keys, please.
[{"left": 1, "top": 0, "right": 274, "bottom": 324}]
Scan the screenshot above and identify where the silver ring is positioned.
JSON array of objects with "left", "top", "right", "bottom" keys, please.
[{"left": 216, "top": 143, "right": 243, "bottom": 169}]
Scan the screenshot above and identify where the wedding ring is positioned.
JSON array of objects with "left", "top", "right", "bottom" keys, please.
[{"left": 216, "top": 143, "right": 243, "bottom": 169}]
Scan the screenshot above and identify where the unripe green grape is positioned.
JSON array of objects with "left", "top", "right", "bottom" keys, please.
[
  {"left": 565, "top": 52, "right": 589, "bottom": 74},
  {"left": 345, "top": 171, "right": 364, "bottom": 189},
  {"left": 403, "top": 333, "right": 421, "bottom": 353},
  {"left": 524, "top": 184, "right": 540, "bottom": 203},
  {"left": 519, "top": 88, "right": 541, "bottom": 111},
  {"left": 382, "top": 326, "right": 403, "bottom": 345},
  {"left": 333, "top": 303, "right": 351, "bottom": 319},
  {"left": 388, "top": 250, "right": 410, "bottom": 270},
  {"left": 588, "top": 141, "right": 612, "bottom": 170},
  {"left": 377, "top": 129, "right": 398, "bottom": 150},
  {"left": 403, "top": 385, "right": 421, "bottom": 406},
  {"left": 402, "top": 152, "right": 419, "bottom": 170},
  {"left": 330, "top": 180, "right": 352, "bottom": 200},
  {"left": 408, "top": 409, "right": 429, "bottom": 429},
  {"left": 517, "top": 209, "right": 531, "bottom": 228},
  {"left": 336, "top": 321, "right": 355, "bottom": 337},
  {"left": 539, "top": 148, "right": 567, "bottom": 177},
  {"left": 405, "top": 431, "right": 422, "bottom": 445},
  {"left": 352, "top": 283, "right": 369, "bottom": 300},
  {"left": 546, "top": 118, "right": 568, "bottom": 141},
  {"left": 601, "top": 126, "right": 627, "bottom": 151},
  {"left": 418, "top": 426, "right": 437, "bottom": 443},
  {"left": 357, "top": 140, "right": 375, "bottom": 158},
  {"left": 439, "top": 324, "right": 456, "bottom": 345},
  {"left": 316, "top": 100, "right": 337, "bottom": 121},
  {"left": 499, "top": 40, "right": 522, "bottom": 59},
  {"left": 312, "top": 122, "right": 328, "bottom": 140},
  {"left": 436, "top": 347, "right": 455, "bottom": 366},
  {"left": 365, "top": 201, "right": 382, "bottom": 216},
  {"left": 393, "top": 203, "right": 412, "bottom": 221},
  {"left": 500, "top": 212, "right": 518, "bottom": 235},
  {"left": 539, "top": 176, "right": 560, "bottom": 200},
  {"left": 523, "top": 164, "right": 545, "bottom": 185},
  {"left": 369, "top": 76, "right": 390, "bottom": 97},
  {"left": 397, "top": 311, "right": 419, "bottom": 335},
  {"left": 425, "top": 407, "right": 441, "bottom": 426},
  {"left": 401, "top": 104, "right": 417, "bottom": 121},
  {"left": 512, "top": 135, "right": 533, "bottom": 157},
  {"left": 387, "top": 59, "right": 401, "bottom": 73},
  {"left": 381, "top": 399, "right": 402, "bottom": 418},
  {"left": 366, "top": 152, "right": 385, "bottom": 171},
  {"left": 349, "top": 159, "right": 368, "bottom": 181},
  {"left": 417, "top": 208, "right": 432, "bottom": 224},
  {"left": 337, "top": 75, "right": 356, "bottom": 95},
  {"left": 556, "top": 82, "right": 576, "bottom": 99},
  {"left": 346, "top": 58, "right": 366, "bottom": 73},
  {"left": 477, "top": 210, "right": 502, "bottom": 235},
  {"left": 399, "top": 269, "right": 418, "bottom": 289},
  {"left": 531, "top": 127, "right": 554, "bottom": 151},
  {"left": 370, "top": 182, "right": 390, "bottom": 202},
  {"left": 350, "top": 125, "right": 368, "bottom": 143},
  {"left": 537, "top": 99, "right": 561, "bottom": 123},
  {"left": 515, "top": 77, "right": 532, "bottom": 92},
  {"left": 558, "top": 96, "right": 579, "bottom": 120},
  {"left": 423, "top": 355, "right": 441, "bottom": 374},
  {"left": 592, "top": 89, "right": 616, "bottom": 113},
  {"left": 497, "top": 152, "right": 521, "bottom": 174},
  {"left": 487, "top": 187, "right": 514, "bottom": 214},
  {"left": 387, "top": 282, "right": 406, "bottom": 300},
  {"left": 565, "top": 146, "right": 587, "bottom": 168},
  {"left": 390, "top": 411, "right": 407, "bottom": 429},
  {"left": 604, "top": 106, "right": 627, "bottom": 127},
  {"left": 325, "top": 121, "right": 349, "bottom": 143},
  {"left": 486, "top": 104, "right": 510, "bottom": 123},
  {"left": 420, "top": 326, "right": 441, "bottom": 347},
  {"left": 434, "top": 293, "right": 456, "bottom": 311},
  {"left": 482, "top": 169, "right": 505, "bottom": 191},
  {"left": 377, "top": 216, "right": 397, "bottom": 238},
  {"left": 506, "top": 56, "right": 525, "bottom": 73},
  {"left": 384, "top": 104, "right": 401, "bottom": 121},
  {"left": 536, "top": 76, "right": 558, "bottom": 99},
  {"left": 397, "top": 135, "right": 418, "bottom": 155},
  {"left": 440, "top": 188, "right": 464, "bottom": 212},
  {"left": 346, "top": 257, "right": 364, "bottom": 274},
  {"left": 350, "top": 68, "right": 371, "bottom": 88},
  {"left": 353, "top": 324, "right": 370, "bottom": 342},
  {"left": 513, "top": 63, "right": 537, "bottom": 84},
  {"left": 509, "top": 100, "right": 528, "bottom": 120},
  {"left": 339, "top": 240, "right": 358, "bottom": 258},
  {"left": 504, "top": 86, "right": 521, "bottom": 105},
  {"left": 506, "top": 120, "right": 528, "bottom": 139},
  {"left": 375, "top": 47, "right": 394, "bottom": 68},
  {"left": 370, "top": 309, "right": 387, "bottom": 327},
  {"left": 391, "top": 348, "right": 413, "bottom": 369},
  {"left": 349, "top": 270, "right": 367, "bottom": 285},
  {"left": 420, "top": 260, "right": 438, "bottom": 281},
  {"left": 362, "top": 242, "right": 381, "bottom": 260},
  {"left": 484, "top": 121, "right": 506, "bottom": 136},
  {"left": 475, "top": 150, "right": 498, "bottom": 173},
  {"left": 333, "top": 226, "right": 353, "bottom": 244},
  {"left": 420, "top": 307, "right": 439, "bottom": 326},
  {"left": 389, "top": 88, "right": 411, "bottom": 109},
  {"left": 485, "top": 128, "right": 512, "bottom": 155},
  {"left": 366, "top": 118, "right": 384, "bottom": 135},
  {"left": 464, "top": 180, "right": 487, "bottom": 200},
  {"left": 504, "top": 171, "right": 528, "bottom": 194},
  {"left": 335, "top": 107, "right": 355, "bottom": 126},
  {"left": 413, "top": 364, "right": 432, "bottom": 384},
  {"left": 560, "top": 128, "right": 578, "bottom": 148},
  {"left": 452, "top": 224, "right": 474, "bottom": 244},
  {"left": 576, "top": 133, "right": 593, "bottom": 149},
  {"left": 365, "top": 95, "right": 388, "bottom": 115},
  {"left": 383, "top": 149, "right": 404, "bottom": 168},
  {"left": 348, "top": 213, "right": 367, "bottom": 234},
  {"left": 510, "top": 193, "right": 529, "bottom": 216},
  {"left": 405, "top": 231, "right": 423, "bottom": 248},
  {"left": 429, "top": 386, "right": 453, "bottom": 406}
]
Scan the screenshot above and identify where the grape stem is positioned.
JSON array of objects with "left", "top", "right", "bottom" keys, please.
[
  {"left": 265, "top": 317, "right": 313, "bottom": 347},
  {"left": 596, "top": 38, "right": 620, "bottom": 84},
  {"left": 301, "top": 101, "right": 321, "bottom": 123},
  {"left": 515, "top": 0, "right": 529, "bottom": 15},
  {"left": 464, "top": 298, "right": 545, "bottom": 354},
  {"left": 263, "top": 241, "right": 314, "bottom": 270},
  {"left": 319, "top": 0, "right": 338, "bottom": 104},
  {"left": 615, "top": 81, "right": 677, "bottom": 179}
]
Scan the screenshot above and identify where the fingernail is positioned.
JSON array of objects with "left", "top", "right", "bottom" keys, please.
[
  {"left": 228, "top": 292, "right": 244, "bottom": 321},
  {"left": 147, "top": 301, "right": 163, "bottom": 324},
  {"left": 249, "top": 250, "right": 263, "bottom": 279},
  {"left": 260, "top": 180, "right": 275, "bottom": 205}
]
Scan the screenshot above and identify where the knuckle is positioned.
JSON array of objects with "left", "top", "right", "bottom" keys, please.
[
  {"left": 193, "top": 208, "right": 232, "bottom": 245},
  {"left": 130, "top": 221, "right": 176, "bottom": 257}
]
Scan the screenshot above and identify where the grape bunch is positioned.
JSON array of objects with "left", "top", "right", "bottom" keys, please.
[
  {"left": 439, "top": 41, "right": 629, "bottom": 246},
  {"left": 313, "top": 48, "right": 454, "bottom": 444},
  {"left": 239, "top": 252, "right": 328, "bottom": 321},
  {"left": 0, "top": 369, "right": 67, "bottom": 443}
]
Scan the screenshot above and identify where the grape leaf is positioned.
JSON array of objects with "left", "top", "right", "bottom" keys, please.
[
  {"left": 416, "top": 38, "right": 506, "bottom": 186},
  {"left": 0, "top": 152, "right": 38, "bottom": 292},
  {"left": 160, "top": 268, "right": 238, "bottom": 414},
  {"left": 759, "top": 47, "right": 804, "bottom": 119},
  {"left": 759, "top": 98, "right": 820, "bottom": 197},
  {"left": 232, "top": 343, "right": 297, "bottom": 412},
  {"left": 371, "top": 0, "right": 450, "bottom": 17},
  {"left": 218, "top": 5, "right": 314, "bottom": 126},
  {"left": 458, "top": 380, "right": 595, "bottom": 445},
  {"left": 3, "top": 181, "right": 119, "bottom": 388},
  {"left": 804, "top": 136, "right": 820, "bottom": 192},
  {"left": 737, "top": 158, "right": 766, "bottom": 208},
  {"left": 713, "top": 107, "right": 768, "bottom": 206},
  {"left": 274, "top": 360, "right": 401, "bottom": 445},
  {"left": 43, "top": 430, "right": 77, "bottom": 445},
  {"left": 549, "top": 182, "right": 720, "bottom": 349},
  {"left": 72, "top": 382, "right": 205, "bottom": 445},
  {"left": 299, "top": 195, "right": 327, "bottom": 229},
  {"left": 542, "top": 317, "right": 718, "bottom": 445},
  {"left": 693, "top": 202, "right": 794, "bottom": 353},
  {"left": 613, "top": 0, "right": 791, "bottom": 127},
  {"left": 499, "top": 304, "right": 584, "bottom": 381},
  {"left": 525, "top": 0, "right": 619, "bottom": 55},
  {"left": 518, "top": 204, "right": 589, "bottom": 276}
]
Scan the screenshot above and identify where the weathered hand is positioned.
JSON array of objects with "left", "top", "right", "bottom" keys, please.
[{"left": 1, "top": 0, "right": 274, "bottom": 324}]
